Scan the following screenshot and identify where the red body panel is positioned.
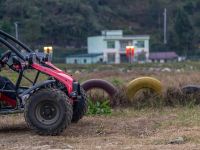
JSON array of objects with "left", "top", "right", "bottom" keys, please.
[
  {"left": 0, "top": 62, "right": 75, "bottom": 107},
  {"left": 0, "top": 94, "right": 16, "bottom": 107},
  {"left": 31, "top": 62, "right": 74, "bottom": 94}
]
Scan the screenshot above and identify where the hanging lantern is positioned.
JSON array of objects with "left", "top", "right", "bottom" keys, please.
[{"left": 126, "top": 46, "right": 134, "bottom": 57}]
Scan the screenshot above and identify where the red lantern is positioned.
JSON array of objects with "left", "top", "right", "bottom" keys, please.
[
  {"left": 126, "top": 46, "right": 134, "bottom": 57},
  {"left": 126, "top": 46, "right": 134, "bottom": 63}
]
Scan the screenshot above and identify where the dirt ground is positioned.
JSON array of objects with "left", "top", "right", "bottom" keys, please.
[
  {"left": 0, "top": 108, "right": 199, "bottom": 150},
  {"left": 1, "top": 66, "right": 200, "bottom": 149}
]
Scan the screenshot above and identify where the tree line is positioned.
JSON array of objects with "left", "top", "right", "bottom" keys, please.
[{"left": 0, "top": 0, "right": 199, "bottom": 56}]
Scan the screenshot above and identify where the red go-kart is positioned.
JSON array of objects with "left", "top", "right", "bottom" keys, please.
[{"left": 0, "top": 30, "right": 87, "bottom": 135}]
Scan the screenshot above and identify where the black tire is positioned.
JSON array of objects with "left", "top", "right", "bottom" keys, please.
[
  {"left": 81, "top": 79, "right": 118, "bottom": 104},
  {"left": 72, "top": 87, "right": 87, "bottom": 123},
  {"left": 24, "top": 88, "right": 73, "bottom": 135},
  {"left": 182, "top": 85, "right": 200, "bottom": 94}
]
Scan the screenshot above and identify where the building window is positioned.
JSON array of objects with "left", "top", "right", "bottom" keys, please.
[
  {"left": 84, "top": 59, "right": 87, "bottom": 64},
  {"left": 107, "top": 41, "right": 115, "bottom": 49},
  {"left": 120, "top": 40, "right": 132, "bottom": 51},
  {"left": 135, "top": 40, "right": 145, "bottom": 48}
]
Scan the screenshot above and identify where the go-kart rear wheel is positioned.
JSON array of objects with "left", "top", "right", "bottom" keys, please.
[
  {"left": 72, "top": 87, "right": 88, "bottom": 123},
  {"left": 24, "top": 88, "right": 72, "bottom": 135}
]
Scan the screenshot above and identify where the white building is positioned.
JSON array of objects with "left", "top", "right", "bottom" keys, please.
[
  {"left": 65, "top": 53, "right": 103, "bottom": 64},
  {"left": 88, "top": 30, "right": 150, "bottom": 64},
  {"left": 66, "top": 30, "right": 150, "bottom": 64}
]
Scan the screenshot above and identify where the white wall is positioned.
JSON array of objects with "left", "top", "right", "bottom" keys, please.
[
  {"left": 145, "top": 39, "right": 149, "bottom": 59},
  {"left": 101, "top": 30, "right": 123, "bottom": 36},
  {"left": 66, "top": 56, "right": 103, "bottom": 64},
  {"left": 87, "top": 36, "right": 106, "bottom": 54},
  {"left": 115, "top": 40, "right": 120, "bottom": 50},
  {"left": 87, "top": 33, "right": 150, "bottom": 64}
]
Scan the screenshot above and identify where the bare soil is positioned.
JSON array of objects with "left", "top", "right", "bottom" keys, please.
[{"left": 0, "top": 108, "right": 199, "bottom": 150}]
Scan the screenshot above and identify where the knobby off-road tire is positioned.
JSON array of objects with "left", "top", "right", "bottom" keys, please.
[
  {"left": 72, "top": 87, "right": 87, "bottom": 123},
  {"left": 81, "top": 79, "right": 118, "bottom": 102},
  {"left": 24, "top": 88, "right": 73, "bottom": 135},
  {"left": 126, "top": 77, "right": 162, "bottom": 100}
]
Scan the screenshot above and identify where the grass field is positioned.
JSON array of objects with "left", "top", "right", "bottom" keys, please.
[
  {"left": 0, "top": 61, "right": 200, "bottom": 149},
  {"left": 0, "top": 107, "right": 199, "bottom": 149}
]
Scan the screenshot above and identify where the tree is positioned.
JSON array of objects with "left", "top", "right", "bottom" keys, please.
[
  {"left": 183, "top": 1, "right": 195, "bottom": 15},
  {"left": 174, "top": 8, "right": 194, "bottom": 56},
  {"left": 1, "top": 20, "right": 11, "bottom": 33}
]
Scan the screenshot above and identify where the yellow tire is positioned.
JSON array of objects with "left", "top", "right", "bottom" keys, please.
[{"left": 126, "top": 77, "right": 162, "bottom": 100}]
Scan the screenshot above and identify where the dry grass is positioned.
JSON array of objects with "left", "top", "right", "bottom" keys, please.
[
  {"left": 74, "top": 69, "right": 200, "bottom": 108},
  {"left": 0, "top": 63, "right": 200, "bottom": 149},
  {"left": 0, "top": 107, "right": 199, "bottom": 149}
]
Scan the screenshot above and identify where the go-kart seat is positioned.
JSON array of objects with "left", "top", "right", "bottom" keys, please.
[
  {"left": 0, "top": 76, "right": 16, "bottom": 99},
  {"left": 0, "top": 76, "right": 16, "bottom": 90},
  {"left": 0, "top": 76, "right": 25, "bottom": 93}
]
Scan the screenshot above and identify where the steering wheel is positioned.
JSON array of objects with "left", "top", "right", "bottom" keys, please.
[{"left": 0, "top": 50, "right": 12, "bottom": 66}]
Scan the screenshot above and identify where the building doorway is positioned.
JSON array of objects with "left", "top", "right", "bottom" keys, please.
[
  {"left": 120, "top": 54, "right": 128, "bottom": 63},
  {"left": 107, "top": 53, "right": 115, "bottom": 64}
]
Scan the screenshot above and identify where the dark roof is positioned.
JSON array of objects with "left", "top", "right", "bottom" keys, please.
[
  {"left": 67, "top": 53, "right": 103, "bottom": 58},
  {"left": 149, "top": 52, "right": 178, "bottom": 60}
]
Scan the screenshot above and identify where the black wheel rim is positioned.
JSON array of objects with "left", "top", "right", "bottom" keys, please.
[{"left": 35, "top": 101, "right": 60, "bottom": 125}]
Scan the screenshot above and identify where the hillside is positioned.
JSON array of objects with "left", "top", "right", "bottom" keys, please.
[{"left": 0, "top": 0, "right": 199, "bottom": 56}]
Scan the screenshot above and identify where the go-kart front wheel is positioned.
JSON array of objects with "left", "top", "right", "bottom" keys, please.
[{"left": 24, "top": 88, "right": 72, "bottom": 135}]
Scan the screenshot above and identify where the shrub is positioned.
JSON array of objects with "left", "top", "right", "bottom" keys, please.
[{"left": 87, "top": 99, "right": 112, "bottom": 115}]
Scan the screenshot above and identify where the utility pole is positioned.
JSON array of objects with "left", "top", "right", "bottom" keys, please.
[
  {"left": 14, "top": 22, "right": 19, "bottom": 40},
  {"left": 163, "top": 8, "right": 167, "bottom": 44}
]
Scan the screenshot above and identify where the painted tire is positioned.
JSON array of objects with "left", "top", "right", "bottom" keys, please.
[
  {"left": 126, "top": 77, "right": 162, "bottom": 100},
  {"left": 81, "top": 79, "right": 118, "bottom": 102}
]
